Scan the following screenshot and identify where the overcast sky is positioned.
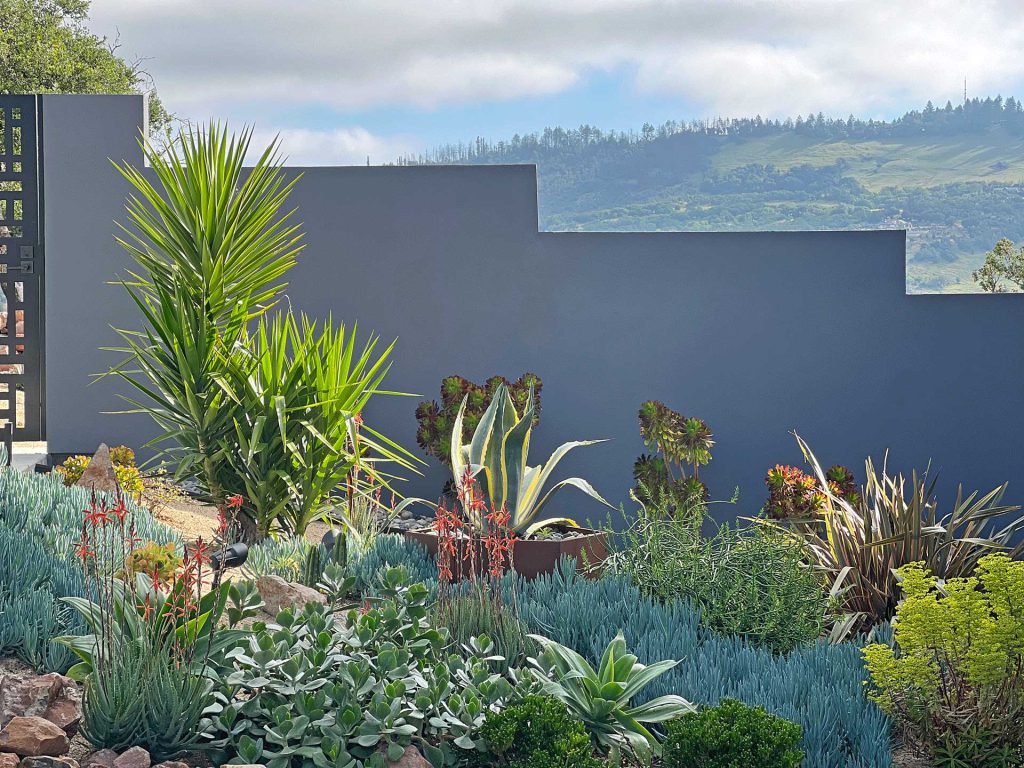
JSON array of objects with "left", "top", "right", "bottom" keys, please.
[{"left": 87, "top": 0, "right": 1024, "bottom": 165}]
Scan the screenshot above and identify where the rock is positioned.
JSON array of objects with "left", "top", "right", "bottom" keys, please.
[
  {"left": 21, "top": 758, "right": 78, "bottom": 768},
  {"left": 111, "top": 748, "right": 149, "bottom": 768},
  {"left": 0, "top": 717, "right": 70, "bottom": 757},
  {"left": 73, "top": 445, "right": 119, "bottom": 494},
  {"left": 80, "top": 751, "right": 116, "bottom": 768},
  {"left": 0, "top": 673, "right": 82, "bottom": 734},
  {"left": 384, "top": 747, "right": 431, "bottom": 768},
  {"left": 151, "top": 763, "right": 187, "bottom": 768},
  {"left": 0, "top": 753, "right": 18, "bottom": 768},
  {"left": 255, "top": 575, "right": 326, "bottom": 615}
]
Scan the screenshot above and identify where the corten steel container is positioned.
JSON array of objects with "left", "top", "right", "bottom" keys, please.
[{"left": 404, "top": 525, "right": 609, "bottom": 580}]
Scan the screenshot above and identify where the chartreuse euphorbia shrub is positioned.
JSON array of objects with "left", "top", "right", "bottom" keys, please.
[{"left": 863, "top": 554, "right": 1024, "bottom": 767}]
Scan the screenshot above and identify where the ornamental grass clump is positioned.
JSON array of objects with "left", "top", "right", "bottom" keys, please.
[
  {"left": 863, "top": 555, "right": 1024, "bottom": 767},
  {"left": 765, "top": 434, "right": 1023, "bottom": 636}
]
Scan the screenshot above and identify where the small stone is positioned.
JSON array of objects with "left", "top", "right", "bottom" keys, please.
[
  {"left": 0, "top": 717, "right": 70, "bottom": 757},
  {"left": 0, "top": 673, "right": 82, "bottom": 734},
  {"left": 21, "top": 758, "right": 78, "bottom": 768},
  {"left": 0, "top": 753, "right": 19, "bottom": 768},
  {"left": 152, "top": 762, "right": 188, "bottom": 768},
  {"left": 399, "top": 509, "right": 413, "bottom": 520},
  {"left": 255, "top": 575, "right": 326, "bottom": 616},
  {"left": 80, "top": 750, "right": 116, "bottom": 768},
  {"left": 384, "top": 746, "right": 431, "bottom": 768},
  {"left": 111, "top": 748, "right": 149, "bottom": 768},
  {"left": 74, "top": 445, "right": 120, "bottom": 494}
]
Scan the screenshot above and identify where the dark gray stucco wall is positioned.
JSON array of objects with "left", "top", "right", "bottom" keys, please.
[{"left": 42, "top": 95, "right": 1024, "bottom": 525}]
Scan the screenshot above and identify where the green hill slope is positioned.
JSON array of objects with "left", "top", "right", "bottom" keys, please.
[{"left": 408, "top": 98, "right": 1024, "bottom": 293}]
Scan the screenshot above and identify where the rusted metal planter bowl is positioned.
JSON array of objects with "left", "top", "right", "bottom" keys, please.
[{"left": 403, "top": 525, "right": 609, "bottom": 580}]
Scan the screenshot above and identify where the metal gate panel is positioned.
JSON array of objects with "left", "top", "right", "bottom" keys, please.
[{"left": 0, "top": 95, "right": 44, "bottom": 441}]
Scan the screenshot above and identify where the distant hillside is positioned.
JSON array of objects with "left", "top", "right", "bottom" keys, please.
[{"left": 403, "top": 98, "right": 1024, "bottom": 293}]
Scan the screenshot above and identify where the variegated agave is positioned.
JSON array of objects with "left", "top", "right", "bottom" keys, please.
[{"left": 451, "top": 383, "right": 611, "bottom": 537}]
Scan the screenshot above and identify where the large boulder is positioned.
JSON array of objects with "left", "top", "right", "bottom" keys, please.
[
  {"left": 0, "top": 673, "right": 81, "bottom": 734},
  {"left": 80, "top": 751, "right": 116, "bottom": 768},
  {"left": 255, "top": 576, "right": 326, "bottom": 616},
  {"left": 110, "top": 748, "right": 149, "bottom": 768},
  {"left": 73, "top": 445, "right": 119, "bottom": 495},
  {"left": 20, "top": 758, "right": 78, "bottom": 768},
  {"left": 0, "top": 717, "right": 70, "bottom": 757}
]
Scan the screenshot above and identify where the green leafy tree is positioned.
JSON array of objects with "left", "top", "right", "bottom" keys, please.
[
  {"left": 0, "top": 0, "right": 169, "bottom": 130},
  {"left": 973, "top": 237, "right": 1024, "bottom": 292}
]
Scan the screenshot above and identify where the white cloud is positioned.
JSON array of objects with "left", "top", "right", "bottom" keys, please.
[
  {"left": 251, "top": 127, "right": 417, "bottom": 166},
  {"left": 89, "top": 0, "right": 1024, "bottom": 120}
]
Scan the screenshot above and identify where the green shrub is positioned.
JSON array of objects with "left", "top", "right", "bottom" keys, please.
[
  {"left": 662, "top": 698, "right": 804, "bottom": 768},
  {"left": 609, "top": 501, "right": 831, "bottom": 653},
  {"left": 470, "top": 695, "right": 601, "bottom": 768},
  {"left": 415, "top": 373, "right": 542, "bottom": 466},
  {"left": 54, "top": 446, "right": 144, "bottom": 498},
  {"left": 863, "top": 555, "right": 1024, "bottom": 767}
]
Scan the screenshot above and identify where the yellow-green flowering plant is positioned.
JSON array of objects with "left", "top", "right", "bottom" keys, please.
[{"left": 863, "top": 554, "right": 1024, "bottom": 767}]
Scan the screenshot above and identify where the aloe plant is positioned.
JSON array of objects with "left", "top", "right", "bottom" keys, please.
[{"left": 450, "top": 383, "right": 611, "bottom": 537}]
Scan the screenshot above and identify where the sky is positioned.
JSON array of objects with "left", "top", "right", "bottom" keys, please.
[{"left": 86, "top": 0, "right": 1024, "bottom": 166}]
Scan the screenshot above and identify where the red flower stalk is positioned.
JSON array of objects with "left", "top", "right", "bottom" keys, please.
[
  {"left": 74, "top": 530, "right": 94, "bottom": 564},
  {"left": 84, "top": 498, "right": 111, "bottom": 527},
  {"left": 484, "top": 504, "right": 516, "bottom": 578}
]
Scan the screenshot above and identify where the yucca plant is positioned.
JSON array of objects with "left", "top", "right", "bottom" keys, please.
[
  {"left": 106, "top": 124, "right": 416, "bottom": 538},
  {"left": 529, "top": 631, "right": 694, "bottom": 760},
  {"left": 106, "top": 123, "right": 301, "bottom": 495},
  {"left": 767, "top": 434, "right": 1024, "bottom": 636},
  {"left": 214, "top": 313, "right": 417, "bottom": 537},
  {"left": 451, "top": 383, "right": 610, "bottom": 537}
]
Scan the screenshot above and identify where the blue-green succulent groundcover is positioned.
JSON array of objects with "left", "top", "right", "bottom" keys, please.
[
  {"left": 355, "top": 535, "right": 892, "bottom": 768},
  {"left": 0, "top": 456, "right": 181, "bottom": 672}
]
